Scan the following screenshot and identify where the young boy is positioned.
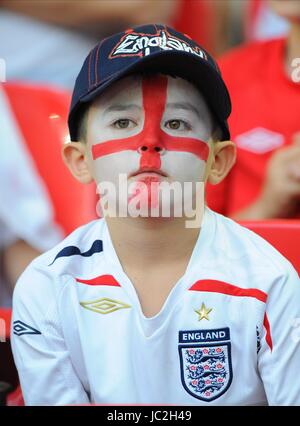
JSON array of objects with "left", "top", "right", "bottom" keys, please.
[{"left": 11, "top": 24, "right": 300, "bottom": 405}]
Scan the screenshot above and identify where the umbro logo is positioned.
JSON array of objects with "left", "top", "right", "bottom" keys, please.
[
  {"left": 13, "top": 320, "right": 41, "bottom": 336},
  {"left": 235, "top": 127, "right": 284, "bottom": 154},
  {"left": 80, "top": 297, "right": 131, "bottom": 315}
]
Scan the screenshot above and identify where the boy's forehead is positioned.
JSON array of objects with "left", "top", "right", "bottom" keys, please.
[{"left": 92, "top": 74, "right": 210, "bottom": 113}]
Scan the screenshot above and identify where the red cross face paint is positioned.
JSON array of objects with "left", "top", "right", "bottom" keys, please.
[{"left": 86, "top": 74, "right": 214, "bottom": 216}]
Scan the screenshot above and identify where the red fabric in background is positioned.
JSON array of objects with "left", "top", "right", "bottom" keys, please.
[
  {"left": 0, "top": 308, "right": 11, "bottom": 340},
  {"left": 172, "top": 0, "right": 215, "bottom": 52},
  {"left": 245, "top": 0, "right": 262, "bottom": 41},
  {"left": 4, "top": 83, "right": 96, "bottom": 236}
]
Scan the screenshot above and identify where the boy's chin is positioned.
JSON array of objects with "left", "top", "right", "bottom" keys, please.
[
  {"left": 97, "top": 196, "right": 204, "bottom": 220},
  {"left": 96, "top": 179, "right": 205, "bottom": 219}
]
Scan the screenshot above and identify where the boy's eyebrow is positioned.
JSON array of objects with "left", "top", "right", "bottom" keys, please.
[
  {"left": 103, "top": 102, "right": 201, "bottom": 117},
  {"left": 166, "top": 102, "right": 201, "bottom": 117},
  {"left": 103, "top": 104, "right": 141, "bottom": 115}
]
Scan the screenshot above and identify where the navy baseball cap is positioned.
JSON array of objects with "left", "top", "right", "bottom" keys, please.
[{"left": 68, "top": 24, "right": 231, "bottom": 141}]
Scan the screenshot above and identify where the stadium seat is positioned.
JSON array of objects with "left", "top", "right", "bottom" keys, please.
[
  {"left": 0, "top": 308, "right": 24, "bottom": 405},
  {"left": 6, "top": 385, "right": 24, "bottom": 406},
  {"left": 0, "top": 309, "right": 21, "bottom": 405},
  {"left": 239, "top": 220, "right": 300, "bottom": 274},
  {"left": 0, "top": 308, "right": 11, "bottom": 341}
]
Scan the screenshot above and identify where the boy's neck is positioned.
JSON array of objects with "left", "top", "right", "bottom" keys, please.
[
  {"left": 105, "top": 214, "right": 203, "bottom": 270},
  {"left": 285, "top": 22, "right": 300, "bottom": 78}
]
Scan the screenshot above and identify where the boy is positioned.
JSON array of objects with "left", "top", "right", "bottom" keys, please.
[{"left": 11, "top": 24, "right": 300, "bottom": 405}]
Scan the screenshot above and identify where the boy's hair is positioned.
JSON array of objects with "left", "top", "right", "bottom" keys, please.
[
  {"left": 77, "top": 103, "right": 89, "bottom": 143},
  {"left": 77, "top": 73, "right": 223, "bottom": 144}
]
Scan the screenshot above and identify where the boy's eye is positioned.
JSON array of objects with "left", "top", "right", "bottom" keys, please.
[
  {"left": 113, "top": 119, "right": 135, "bottom": 129},
  {"left": 165, "top": 119, "right": 190, "bottom": 131}
]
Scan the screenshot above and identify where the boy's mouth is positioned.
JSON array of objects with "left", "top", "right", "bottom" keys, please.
[{"left": 129, "top": 167, "right": 168, "bottom": 179}]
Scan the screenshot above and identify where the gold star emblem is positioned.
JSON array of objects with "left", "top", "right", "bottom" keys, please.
[{"left": 194, "top": 303, "right": 212, "bottom": 321}]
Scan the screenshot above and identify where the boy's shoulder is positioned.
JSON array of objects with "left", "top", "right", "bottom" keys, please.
[
  {"left": 35, "top": 218, "right": 104, "bottom": 266},
  {"left": 14, "top": 218, "right": 106, "bottom": 300}
]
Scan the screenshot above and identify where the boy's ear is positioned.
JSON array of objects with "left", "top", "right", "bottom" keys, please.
[
  {"left": 207, "top": 140, "right": 236, "bottom": 185},
  {"left": 61, "top": 142, "right": 93, "bottom": 184}
]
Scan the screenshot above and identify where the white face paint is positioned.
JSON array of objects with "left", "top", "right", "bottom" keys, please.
[
  {"left": 85, "top": 74, "right": 214, "bottom": 217},
  {"left": 160, "top": 76, "right": 213, "bottom": 185},
  {"left": 86, "top": 75, "right": 144, "bottom": 186}
]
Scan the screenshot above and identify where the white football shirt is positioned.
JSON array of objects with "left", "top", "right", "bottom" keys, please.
[{"left": 11, "top": 208, "right": 300, "bottom": 405}]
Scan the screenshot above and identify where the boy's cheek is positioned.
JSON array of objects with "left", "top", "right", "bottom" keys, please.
[
  {"left": 161, "top": 153, "right": 207, "bottom": 183},
  {"left": 84, "top": 148, "right": 98, "bottom": 182},
  {"left": 90, "top": 149, "right": 209, "bottom": 189},
  {"left": 92, "top": 152, "right": 138, "bottom": 185}
]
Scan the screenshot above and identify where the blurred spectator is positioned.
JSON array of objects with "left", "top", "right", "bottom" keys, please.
[
  {"left": 245, "top": 0, "right": 289, "bottom": 41},
  {"left": 0, "top": 0, "right": 178, "bottom": 89},
  {"left": 0, "top": 82, "right": 95, "bottom": 306},
  {"left": 207, "top": 0, "right": 300, "bottom": 219},
  {"left": 173, "top": 0, "right": 231, "bottom": 55}
]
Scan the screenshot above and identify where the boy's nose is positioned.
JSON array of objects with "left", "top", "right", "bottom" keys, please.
[
  {"left": 137, "top": 144, "right": 165, "bottom": 155},
  {"left": 137, "top": 142, "right": 165, "bottom": 170}
]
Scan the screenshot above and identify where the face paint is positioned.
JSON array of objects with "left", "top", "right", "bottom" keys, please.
[
  {"left": 87, "top": 74, "right": 213, "bottom": 215},
  {"left": 92, "top": 76, "right": 209, "bottom": 165},
  {"left": 128, "top": 176, "right": 160, "bottom": 212}
]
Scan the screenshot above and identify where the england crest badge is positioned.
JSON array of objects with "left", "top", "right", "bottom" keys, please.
[{"left": 178, "top": 327, "right": 232, "bottom": 402}]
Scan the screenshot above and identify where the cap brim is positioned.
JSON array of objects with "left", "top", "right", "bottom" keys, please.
[{"left": 70, "top": 50, "right": 231, "bottom": 141}]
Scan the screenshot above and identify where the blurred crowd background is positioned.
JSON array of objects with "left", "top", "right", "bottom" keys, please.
[{"left": 0, "top": 0, "right": 300, "bottom": 307}]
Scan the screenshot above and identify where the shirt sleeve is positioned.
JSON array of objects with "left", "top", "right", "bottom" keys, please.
[
  {"left": 258, "top": 263, "right": 300, "bottom": 405},
  {"left": 11, "top": 262, "right": 90, "bottom": 406}
]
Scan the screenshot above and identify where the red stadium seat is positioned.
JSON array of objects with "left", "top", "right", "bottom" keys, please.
[
  {"left": 0, "top": 308, "right": 11, "bottom": 341},
  {"left": 239, "top": 220, "right": 300, "bottom": 274},
  {"left": 0, "top": 309, "right": 22, "bottom": 405},
  {"left": 7, "top": 385, "right": 24, "bottom": 406},
  {"left": 0, "top": 308, "right": 24, "bottom": 405}
]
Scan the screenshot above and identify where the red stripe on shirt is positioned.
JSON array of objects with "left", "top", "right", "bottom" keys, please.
[
  {"left": 76, "top": 274, "right": 121, "bottom": 287},
  {"left": 189, "top": 279, "right": 267, "bottom": 303},
  {"left": 263, "top": 312, "right": 273, "bottom": 352}
]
